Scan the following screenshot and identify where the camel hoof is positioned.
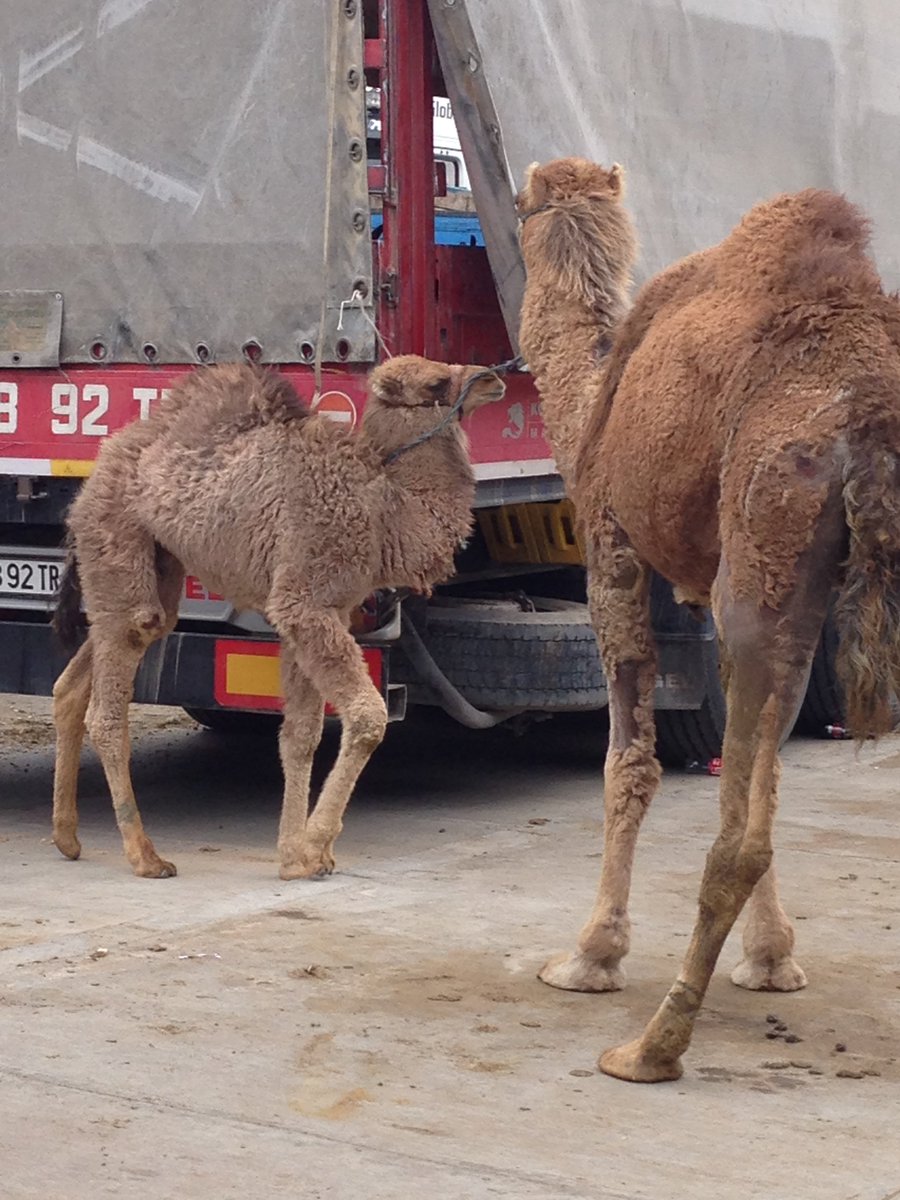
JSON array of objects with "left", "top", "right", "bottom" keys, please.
[
  {"left": 538, "top": 950, "right": 625, "bottom": 993},
  {"left": 53, "top": 832, "right": 82, "bottom": 861},
  {"left": 279, "top": 853, "right": 335, "bottom": 881},
  {"left": 730, "top": 957, "right": 808, "bottom": 992},
  {"left": 598, "top": 1037, "right": 683, "bottom": 1084},
  {"left": 133, "top": 858, "right": 178, "bottom": 879}
]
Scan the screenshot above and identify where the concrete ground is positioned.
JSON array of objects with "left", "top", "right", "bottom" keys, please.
[{"left": 0, "top": 695, "right": 898, "bottom": 1200}]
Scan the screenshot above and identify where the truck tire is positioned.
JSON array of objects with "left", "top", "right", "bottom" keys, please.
[
  {"left": 654, "top": 633, "right": 806, "bottom": 765},
  {"left": 398, "top": 598, "right": 607, "bottom": 712},
  {"left": 654, "top": 634, "right": 726, "bottom": 766},
  {"left": 402, "top": 597, "right": 733, "bottom": 761},
  {"left": 796, "top": 611, "right": 900, "bottom": 735},
  {"left": 654, "top": 704, "right": 724, "bottom": 766}
]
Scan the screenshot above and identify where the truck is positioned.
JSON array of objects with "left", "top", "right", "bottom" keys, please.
[{"left": 2, "top": 0, "right": 882, "bottom": 756}]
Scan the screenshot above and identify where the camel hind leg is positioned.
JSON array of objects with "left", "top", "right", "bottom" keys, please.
[
  {"left": 79, "top": 543, "right": 183, "bottom": 876},
  {"left": 540, "top": 508, "right": 660, "bottom": 992},
  {"left": 717, "top": 604, "right": 807, "bottom": 992},
  {"left": 599, "top": 580, "right": 824, "bottom": 1081},
  {"left": 51, "top": 641, "right": 94, "bottom": 859},
  {"left": 599, "top": 460, "right": 843, "bottom": 1082},
  {"left": 731, "top": 862, "right": 807, "bottom": 991}
]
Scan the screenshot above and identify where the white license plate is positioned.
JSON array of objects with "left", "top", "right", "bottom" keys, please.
[{"left": 0, "top": 555, "right": 63, "bottom": 598}]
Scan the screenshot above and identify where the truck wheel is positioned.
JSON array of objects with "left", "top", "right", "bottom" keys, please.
[
  {"left": 398, "top": 597, "right": 607, "bottom": 712},
  {"left": 183, "top": 707, "right": 280, "bottom": 735},
  {"left": 655, "top": 632, "right": 806, "bottom": 765},
  {"left": 654, "top": 704, "right": 724, "bottom": 767},
  {"left": 796, "top": 612, "right": 900, "bottom": 735}
]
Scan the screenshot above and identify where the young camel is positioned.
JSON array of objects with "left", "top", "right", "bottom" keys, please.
[
  {"left": 51, "top": 356, "right": 505, "bottom": 880},
  {"left": 518, "top": 158, "right": 805, "bottom": 999},
  {"left": 519, "top": 159, "right": 900, "bottom": 1081}
]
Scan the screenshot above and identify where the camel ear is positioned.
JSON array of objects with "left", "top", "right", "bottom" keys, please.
[
  {"left": 370, "top": 369, "right": 404, "bottom": 405},
  {"left": 608, "top": 163, "right": 625, "bottom": 197},
  {"left": 523, "top": 161, "right": 548, "bottom": 207}
]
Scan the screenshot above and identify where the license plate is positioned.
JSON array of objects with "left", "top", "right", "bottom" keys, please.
[
  {"left": 0, "top": 554, "right": 62, "bottom": 599},
  {"left": 0, "top": 545, "right": 234, "bottom": 619}
]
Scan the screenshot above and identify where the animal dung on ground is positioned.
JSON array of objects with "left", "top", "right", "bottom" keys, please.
[{"left": 287, "top": 964, "right": 329, "bottom": 979}]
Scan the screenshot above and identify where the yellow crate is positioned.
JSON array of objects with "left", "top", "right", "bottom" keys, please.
[
  {"left": 527, "top": 499, "right": 584, "bottom": 565},
  {"left": 477, "top": 504, "right": 542, "bottom": 564},
  {"left": 478, "top": 499, "right": 585, "bottom": 566}
]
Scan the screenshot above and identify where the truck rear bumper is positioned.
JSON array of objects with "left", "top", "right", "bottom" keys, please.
[{"left": 0, "top": 620, "right": 406, "bottom": 721}]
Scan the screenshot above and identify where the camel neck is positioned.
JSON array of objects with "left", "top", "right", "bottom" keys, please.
[
  {"left": 520, "top": 299, "right": 614, "bottom": 484},
  {"left": 378, "top": 428, "right": 470, "bottom": 491},
  {"left": 374, "top": 434, "right": 475, "bottom": 591}
]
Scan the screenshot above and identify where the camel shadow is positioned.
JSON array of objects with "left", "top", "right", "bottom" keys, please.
[{"left": 0, "top": 706, "right": 609, "bottom": 836}]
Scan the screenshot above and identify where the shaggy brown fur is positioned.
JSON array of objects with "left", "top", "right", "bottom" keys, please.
[
  {"left": 517, "top": 158, "right": 637, "bottom": 484},
  {"left": 51, "top": 357, "right": 504, "bottom": 879},
  {"left": 519, "top": 159, "right": 900, "bottom": 1082}
]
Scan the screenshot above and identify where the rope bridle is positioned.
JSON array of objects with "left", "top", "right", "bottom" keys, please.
[
  {"left": 517, "top": 202, "right": 555, "bottom": 227},
  {"left": 382, "top": 355, "right": 525, "bottom": 466}
]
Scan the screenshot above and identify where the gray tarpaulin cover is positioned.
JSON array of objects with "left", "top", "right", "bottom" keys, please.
[
  {"left": 0, "top": 0, "right": 373, "bottom": 364},
  {"left": 5, "top": 1, "right": 898, "bottom": 364},
  {"left": 459, "top": 0, "right": 900, "bottom": 290}
]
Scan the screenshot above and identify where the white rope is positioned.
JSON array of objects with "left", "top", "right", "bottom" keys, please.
[
  {"left": 337, "top": 289, "right": 393, "bottom": 359},
  {"left": 313, "top": 2, "right": 341, "bottom": 403}
]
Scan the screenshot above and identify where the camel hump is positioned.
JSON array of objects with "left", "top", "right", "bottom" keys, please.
[
  {"left": 736, "top": 189, "right": 871, "bottom": 251},
  {"left": 721, "top": 189, "right": 877, "bottom": 298},
  {"left": 157, "top": 363, "right": 310, "bottom": 434},
  {"left": 243, "top": 365, "right": 310, "bottom": 426},
  {"left": 781, "top": 189, "right": 869, "bottom": 247}
]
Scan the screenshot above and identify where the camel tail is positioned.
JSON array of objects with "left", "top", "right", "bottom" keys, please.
[
  {"left": 834, "top": 423, "right": 900, "bottom": 740},
  {"left": 52, "top": 543, "right": 85, "bottom": 652}
]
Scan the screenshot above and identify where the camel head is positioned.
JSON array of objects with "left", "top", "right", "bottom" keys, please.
[
  {"left": 518, "top": 157, "right": 625, "bottom": 217},
  {"left": 364, "top": 355, "right": 506, "bottom": 464},
  {"left": 516, "top": 157, "right": 637, "bottom": 315}
]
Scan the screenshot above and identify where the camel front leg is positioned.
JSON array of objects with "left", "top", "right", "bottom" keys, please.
[
  {"left": 51, "top": 640, "right": 94, "bottom": 860},
  {"left": 731, "top": 863, "right": 807, "bottom": 992},
  {"left": 540, "top": 530, "right": 660, "bottom": 992},
  {"left": 295, "top": 676, "right": 385, "bottom": 878},
  {"left": 276, "top": 649, "right": 324, "bottom": 878},
  {"left": 269, "top": 596, "right": 387, "bottom": 879}
]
